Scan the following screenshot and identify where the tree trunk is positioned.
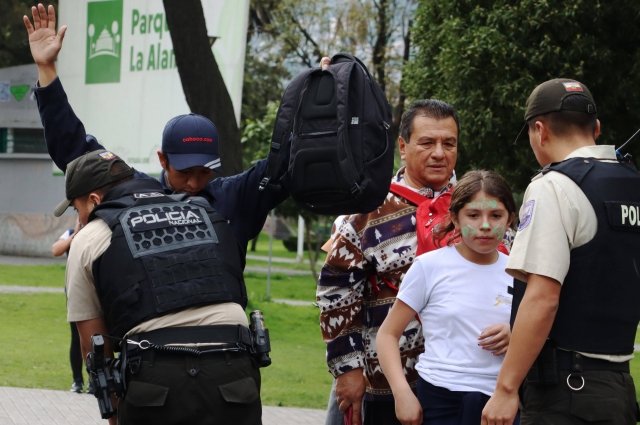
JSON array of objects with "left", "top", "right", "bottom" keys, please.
[
  {"left": 163, "top": 0, "right": 243, "bottom": 175},
  {"left": 392, "top": 21, "right": 411, "bottom": 143},
  {"left": 372, "top": 0, "right": 389, "bottom": 93}
]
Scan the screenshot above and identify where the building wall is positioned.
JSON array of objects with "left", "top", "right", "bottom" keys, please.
[{"left": 0, "top": 155, "right": 74, "bottom": 257}]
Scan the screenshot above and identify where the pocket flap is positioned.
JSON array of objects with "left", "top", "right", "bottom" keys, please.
[
  {"left": 218, "top": 376, "right": 259, "bottom": 404},
  {"left": 125, "top": 380, "right": 169, "bottom": 407}
]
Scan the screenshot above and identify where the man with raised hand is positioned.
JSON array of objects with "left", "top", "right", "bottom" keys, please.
[{"left": 24, "top": 3, "right": 286, "bottom": 250}]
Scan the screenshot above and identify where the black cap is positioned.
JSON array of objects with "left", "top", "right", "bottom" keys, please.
[
  {"left": 53, "top": 150, "right": 134, "bottom": 216},
  {"left": 524, "top": 78, "right": 597, "bottom": 121}
]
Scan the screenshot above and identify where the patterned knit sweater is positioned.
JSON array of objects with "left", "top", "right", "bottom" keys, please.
[{"left": 317, "top": 184, "right": 430, "bottom": 401}]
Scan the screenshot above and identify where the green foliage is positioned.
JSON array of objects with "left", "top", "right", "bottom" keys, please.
[
  {"left": 241, "top": 100, "right": 279, "bottom": 167},
  {"left": 405, "top": 0, "right": 640, "bottom": 192}
]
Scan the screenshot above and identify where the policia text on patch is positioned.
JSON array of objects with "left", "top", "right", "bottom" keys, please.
[{"left": 614, "top": 202, "right": 640, "bottom": 228}]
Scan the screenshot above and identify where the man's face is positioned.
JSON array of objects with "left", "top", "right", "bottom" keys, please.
[
  {"left": 157, "top": 151, "right": 215, "bottom": 195},
  {"left": 166, "top": 166, "right": 215, "bottom": 196},
  {"left": 399, "top": 115, "right": 458, "bottom": 189}
]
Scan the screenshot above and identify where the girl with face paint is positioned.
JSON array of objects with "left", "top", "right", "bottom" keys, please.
[{"left": 377, "top": 170, "right": 519, "bottom": 425}]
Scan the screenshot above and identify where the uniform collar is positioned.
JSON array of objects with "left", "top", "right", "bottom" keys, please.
[{"left": 564, "top": 144, "right": 617, "bottom": 161}]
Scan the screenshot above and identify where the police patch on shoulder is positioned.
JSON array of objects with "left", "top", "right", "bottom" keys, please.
[
  {"left": 517, "top": 200, "right": 535, "bottom": 231},
  {"left": 98, "top": 151, "right": 116, "bottom": 160}
]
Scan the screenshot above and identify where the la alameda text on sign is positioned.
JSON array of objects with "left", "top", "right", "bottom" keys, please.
[{"left": 129, "top": 8, "right": 176, "bottom": 72}]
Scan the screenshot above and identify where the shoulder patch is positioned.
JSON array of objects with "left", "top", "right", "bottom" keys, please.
[{"left": 517, "top": 200, "right": 535, "bottom": 231}]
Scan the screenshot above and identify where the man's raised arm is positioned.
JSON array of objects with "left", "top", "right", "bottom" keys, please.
[{"left": 24, "top": 3, "right": 102, "bottom": 171}]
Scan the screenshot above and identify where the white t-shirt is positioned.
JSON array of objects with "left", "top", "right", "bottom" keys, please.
[{"left": 397, "top": 245, "right": 513, "bottom": 395}]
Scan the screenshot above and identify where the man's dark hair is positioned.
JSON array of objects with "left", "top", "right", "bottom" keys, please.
[
  {"left": 399, "top": 99, "right": 460, "bottom": 143},
  {"left": 93, "top": 176, "right": 134, "bottom": 197}
]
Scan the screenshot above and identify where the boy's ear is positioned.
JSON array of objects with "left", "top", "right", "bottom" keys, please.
[
  {"left": 88, "top": 192, "right": 102, "bottom": 206},
  {"left": 157, "top": 150, "right": 169, "bottom": 170}
]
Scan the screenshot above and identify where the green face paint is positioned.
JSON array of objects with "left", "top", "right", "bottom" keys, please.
[
  {"left": 466, "top": 199, "right": 499, "bottom": 210},
  {"left": 492, "top": 224, "right": 506, "bottom": 239},
  {"left": 460, "top": 224, "right": 477, "bottom": 238}
]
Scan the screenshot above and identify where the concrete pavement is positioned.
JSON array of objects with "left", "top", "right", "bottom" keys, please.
[{"left": 0, "top": 386, "right": 326, "bottom": 425}]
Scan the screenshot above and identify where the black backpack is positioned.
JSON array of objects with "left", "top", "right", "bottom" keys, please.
[{"left": 259, "top": 53, "right": 394, "bottom": 215}]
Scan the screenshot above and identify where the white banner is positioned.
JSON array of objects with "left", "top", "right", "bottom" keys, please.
[{"left": 58, "top": 0, "right": 249, "bottom": 174}]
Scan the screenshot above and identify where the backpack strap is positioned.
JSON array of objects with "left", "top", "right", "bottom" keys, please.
[
  {"left": 333, "top": 53, "right": 392, "bottom": 130},
  {"left": 389, "top": 183, "right": 428, "bottom": 206},
  {"left": 324, "top": 58, "right": 361, "bottom": 195},
  {"left": 325, "top": 53, "right": 391, "bottom": 197},
  {"left": 259, "top": 68, "right": 314, "bottom": 192}
]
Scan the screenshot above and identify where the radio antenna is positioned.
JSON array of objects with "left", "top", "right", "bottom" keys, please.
[{"left": 616, "top": 127, "right": 640, "bottom": 156}]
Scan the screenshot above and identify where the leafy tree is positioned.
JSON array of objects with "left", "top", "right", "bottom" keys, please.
[
  {"left": 240, "top": 54, "right": 290, "bottom": 169},
  {"left": 248, "top": 0, "right": 416, "bottom": 145},
  {"left": 405, "top": 0, "right": 640, "bottom": 193},
  {"left": 243, "top": 0, "right": 417, "bottom": 272}
]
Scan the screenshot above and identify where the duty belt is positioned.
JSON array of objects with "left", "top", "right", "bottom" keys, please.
[
  {"left": 126, "top": 325, "right": 253, "bottom": 355},
  {"left": 556, "top": 349, "right": 630, "bottom": 373}
]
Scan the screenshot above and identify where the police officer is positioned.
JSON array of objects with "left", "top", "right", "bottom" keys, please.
[
  {"left": 57, "top": 150, "right": 262, "bottom": 425},
  {"left": 482, "top": 79, "right": 640, "bottom": 424},
  {"left": 24, "top": 3, "right": 285, "bottom": 248}
]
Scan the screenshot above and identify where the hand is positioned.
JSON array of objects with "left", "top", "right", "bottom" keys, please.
[
  {"left": 335, "top": 369, "right": 365, "bottom": 425},
  {"left": 481, "top": 389, "right": 519, "bottom": 425},
  {"left": 478, "top": 323, "right": 510, "bottom": 356},
  {"left": 394, "top": 388, "right": 422, "bottom": 425},
  {"left": 23, "top": 3, "right": 67, "bottom": 67},
  {"left": 320, "top": 56, "right": 331, "bottom": 70}
]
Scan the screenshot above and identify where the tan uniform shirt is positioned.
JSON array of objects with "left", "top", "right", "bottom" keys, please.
[
  {"left": 506, "top": 144, "right": 632, "bottom": 361},
  {"left": 66, "top": 218, "right": 248, "bottom": 335}
]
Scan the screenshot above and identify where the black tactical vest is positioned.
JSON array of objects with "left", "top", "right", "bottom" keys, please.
[
  {"left": 90, "top": 180, "right": 247, "bottom": 340},
  {"left": 545, "top": 157, "right": 640, "bottom": 354}
]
